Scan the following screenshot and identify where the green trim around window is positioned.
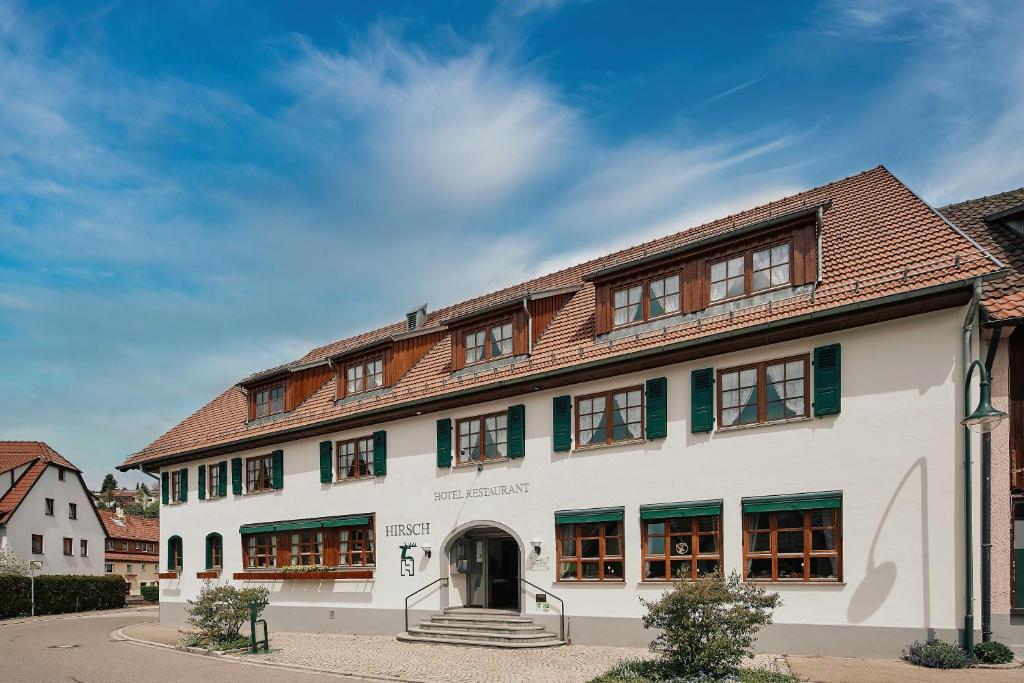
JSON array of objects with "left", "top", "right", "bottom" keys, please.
[
  {"left": 321, "top": 516, "right": 371, "bottom": 528},
  {"left": 239, "top": 514, "right": 371, "bottom": 535},
  {"left": 640, "top": 500, "right": 722, "bottom": 521},
  {"left": 239, "top": 524, "right": 278, "bottom": 534},
  {"left": 554, "top": 507, "right": 624, "bottom": 525},
  {"left": 742, "top": 491, "right": 842, "bottom": 513}
]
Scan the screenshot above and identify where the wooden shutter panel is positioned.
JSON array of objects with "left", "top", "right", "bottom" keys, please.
[
  {"left": 691, "top": 368, "right": 714, "bottom": 433},
  {"left": 167, "top": 538, "right": 175, "bottom": 571},
  {"left": 319, "top": 440, "right": 333, "bottom": 483},
  {"left": 813, "top": 344, "right": 842, "bottom": 416},
  {"left": 197, "top": 465, "right": 206, "bottom": 500},
  {"left": 218, "top": 461, "right": 228, "bottom": 497},
  {"left": 508, "top": 404, "right": 526, "bottom": 458},
  {"left": 645, "top": 377, "right": 668, "bottom": 439},
  {"left": 205, "top": 536, "right": 212, "bottom": 570},
  {"left": 552, "top": 395, "right": 572, "bottom": 452},
  {"left": 161, "top": 471, "right": 169, "bottom": 505},
  {"left": 271, "top": 450, "right": 284, "bottom": 489},
  {"left": 231, "top": 457, "right": 242, "bottom": 495},
  {"left": 179, "top": 469, "right": 188, "bottom": 502},
  {"left": 372, "top": 430, "right": 387, "bottom": 476},
  {"left": 437, "top": 418, "right": 452, "bottom": 468}
]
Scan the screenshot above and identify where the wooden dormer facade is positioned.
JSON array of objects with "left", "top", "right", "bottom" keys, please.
[
  {"left": 588, "top": 205, "right": 823, "bottom": 335},
  {"left": 333, "top": 327, "right": 447, "bottom": 400},
  {"left": 244, "top": 362, "right": 333, "bottom": 422}
]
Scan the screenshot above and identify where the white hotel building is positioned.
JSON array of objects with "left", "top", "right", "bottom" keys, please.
[{"left": 119, "top": 166, "right": 1006, "bottom": 657}]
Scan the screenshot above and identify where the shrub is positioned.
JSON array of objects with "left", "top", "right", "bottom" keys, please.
[
  {"left": 640, "top": 570, "right": 781, "bottom": 680},
  {"left": 587, "top": 659, "right": 797, "bottom": 683},
  {"left": 903, "top": 639, "right": 972, "bottom": 669},
  {"left": 586, "top": 658, "right": 664, "bottom": 682},
  {"left": 140, "top": 585, "right": 159, "bottom": 603},
  {"left": 184, "top": 582, "right": 269, "bottom": 646},
  {"left": 0, "top": 547, "right": 28, "bottom": 576},
  {"left": 738, "top": 666, "right": 799, "bottom": 683},
  {"left": 974, "top": 640, "right": 1015, "bottom": 664},
  {"left": 0, "top": 574, "right": 126, "bottom": 619}
]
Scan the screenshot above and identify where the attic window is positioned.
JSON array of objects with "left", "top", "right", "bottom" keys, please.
[
  {"left": 346, "top": 357, "right": 383, "bottom": 395},
  {"left": 612, "top": 274, "right": 680, "bottom": 327},
  {"left": 254, "top": 384, "right": 285, "bottom": 418},
  {"left": 709, "top": 241, "right": 792, "bottom": 303},
  {"left": 465, "top": 321, "right": 512, "bottom": 365}
]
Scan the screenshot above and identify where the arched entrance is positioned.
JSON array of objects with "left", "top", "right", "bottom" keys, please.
[{"left": 443, "top": 522, "right": 522, "bottom": 611}]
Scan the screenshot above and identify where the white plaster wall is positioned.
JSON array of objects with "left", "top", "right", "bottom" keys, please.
[
  {"left": 158, "top": 307, "right": 979, "bottom": 633},
  {"left": 984, "top": 332, "right": 1013, "bottom": 615},
  {"left": 4, "top": 465, "right": 106, "bottom": 575}
]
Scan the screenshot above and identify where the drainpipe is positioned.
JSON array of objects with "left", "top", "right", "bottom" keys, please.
[
  {"left": 523, "top": 297, "right": 533, "bottom": 355},
  {"left": 981, "top": 326, "right": 1003, "bottom": 642},
  {"left": 962, "top": 279, "right": 982, "bottom": 652}
]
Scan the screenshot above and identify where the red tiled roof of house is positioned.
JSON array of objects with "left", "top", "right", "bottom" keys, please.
[
  {"left": 939, "top": 187, "right": 1024, "bottom": 321},
  {"left": 98, "top": 509, "right": 160, "bottom": 542},
  {"left": 105, "top": 551, "right": 159, "bottom": 564},
  {"left": 0, "top": 442, "right": 83, "bottom": 525},
  {"left": 119, "top": 166, "right": 1001, "bottom": 470}
]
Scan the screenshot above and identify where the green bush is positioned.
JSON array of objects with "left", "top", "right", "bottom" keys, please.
[
  {"left": 0, "top": 574, "right": 126, "bottom": 619},
  {"left": 587, "top": 659, "right": 797, "bottom": 683},
  {"left": 140, "top": 585, "right": 159, "bottom": 603},
  {"left": 973, "top": 640, "right": 1015, "bottom": 664},
  {"left": 903, "top": 639, "right": 972, "bottom": 669},
  {"left": 738, "top": 666, "right": 799, "bottom": 683},
  {"left": 184, "top": 582, "right": 269, "bottom": 647}
]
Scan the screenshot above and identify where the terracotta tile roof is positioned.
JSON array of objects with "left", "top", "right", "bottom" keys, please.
[
  {"left": 105, "top": 551, "right": 159, "bottom": 564},
  {"left": 0, "top": 442, "right": 83, "bottom": 525},
  {"left": 98, "top": 509, "right": 160, "bottom": 542},
  {"left": 939, "top": 187, "right": 1024, "bottom": 321},
  {"left": 120, "top": 166, "right": 1000, "bottom": 470}
]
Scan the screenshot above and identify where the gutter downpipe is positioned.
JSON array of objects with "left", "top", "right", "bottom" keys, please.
[
  {"left": 962, "top": 278, "right": 981, "bottom": 652},
  {"left": 523, "top": 297, "right": 533, "bottom": 355},
  {"left": 981, "top": 325, "right": 1003, "bottom": 643}
]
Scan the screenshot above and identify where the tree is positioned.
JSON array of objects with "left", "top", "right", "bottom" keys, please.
[
  {"left": 100, "top": 473, "right": 118, "bottom": 492},
  {"left": 185, "top": 583, "right": 269, "bottom": 646},
  {"left": 0, "top": 547, "right": 28, "bottom": 576},
  {"left": 640, "top": 570, "right": 781, "bottom": 679},
  {"left": 122, "top": 500, "right": 159, "bottom": 519}
]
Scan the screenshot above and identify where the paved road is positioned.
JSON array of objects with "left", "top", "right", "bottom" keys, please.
[{"left": 0, "top": 609, "right": 372, "bottom": 682}]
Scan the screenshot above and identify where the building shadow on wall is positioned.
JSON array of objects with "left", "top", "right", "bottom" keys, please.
[{"left": 847, "top": 457, "right": 931, "bottom": 639}]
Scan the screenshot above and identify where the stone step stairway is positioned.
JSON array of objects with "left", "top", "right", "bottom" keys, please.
[{"left": 397, "top": 607, "right": 565, "bottom": 648}]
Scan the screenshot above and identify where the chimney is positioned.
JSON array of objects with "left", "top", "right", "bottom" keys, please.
[{"left": 406, "top": 304, "right": 428, "bottom": 331}]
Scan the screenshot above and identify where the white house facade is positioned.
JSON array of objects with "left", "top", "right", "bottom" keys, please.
[{"left": 120, "top": 166, "right": 1006, "bottom": 657}]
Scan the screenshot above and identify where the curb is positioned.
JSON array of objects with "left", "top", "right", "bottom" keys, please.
[
  {"left": 1, "top": 606, "right": 156, "bottom": 627},
  {"left": 112, "top": 621, "right": 436, "bottom": 682}
]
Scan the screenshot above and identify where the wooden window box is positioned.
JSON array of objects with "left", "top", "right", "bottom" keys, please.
[
  {"left": 157, "top": 571, "right": 179, "bottom": 579},
  {"left": 195, "top": 570, "right": 220, "bottom": 579},
  {"left": 231, "top": 569, "right": 374, "bottom": 581}
]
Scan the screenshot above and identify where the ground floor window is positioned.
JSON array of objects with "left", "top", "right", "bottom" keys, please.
[
  {"left": 556, "top": 520, "right": 624, "bottom": 581},
  {"left": 241, "top": 515, "right": 375, "bottom": 570},
  {"left": 63, "top": 537, "right": 73, "bottom": 556},
  {"left": 245, "top": 533, "right": 277, "bottom": 568},
  {"left": 168, "top": 536, "right": 183, "bottom": 571},
  {"left": 206, "top": 533, "right": 223, "bottom": 569},
  {"left": 105, "top": 563, "right": 113, "bottom": 573},
  {"left": 338, "top": 525, "right": 375, "bottom": 566},
  {"left": 642, "top": 513, "right": 721, "bottom": 581},
  {"left": 290, "top": 530, "right": 324, "bottom": 566},
  {"left": 743, "top": 497, "right": 841, "bottom": 582},
  {"left": 31, "top": 534, "right": 43, "bottom": 554}
]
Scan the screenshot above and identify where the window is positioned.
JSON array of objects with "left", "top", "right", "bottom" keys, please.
[
  {"left": 171, "top": 470, "right": 183, "bottom": 502},
  {"left": 643, "top": 515, "right": 721, "bottom": 581},
  {"left": 168, "top": 537, "right": 183, "bottom": 571},
  {"left": 68, "top": 503, "right": 77, "bottom": 520},
  {"left": 106, "top": 539, "right": 114, "bottom": 550},
  {"left": 576, "top": 387, "right": 643, "bottom": 447},
  {"left": 719, "top": 355, "right": 808, "bottom": 428},
  {"left": 58, "top": 468, "right": 65, "bottom": 481},
  {"left": 457, "top": 412, "right": 508, "bottom": 464},
  {"left": 105, "top": 563, "right": 113, "bottom": 573},
  {"left": 63, "top": 538, "right": 73, "bottom": 556},
  {"left": 346, "top": 357, "right": 383, "bottom": 395},
  {"left": 135, "top": 542, "right": 141, "bottom": 550},
  {"left": 246, "top": 454, "right": 274, "bottom": 493},
  {"left": 31, "top": 534, "right": 43, "bottom": 554},
  {"left": 45, "top": 498, "right": 54, "bottom": 516},
  {"left": 126, "top": 564, "right": 132, "bottom": 573},
  {"left": 80, "top": 539, "right": 88, "bottom": 557},
  {"left": 245, "top": 533, "right": 277, "bottom": 569},
  {"left": 209, "top": 464, "right": 221, "bottom": 498},
  {"left": 254, "top": 383, "right": 285, "bottom": 418},
  {"left": 744, "top": 507, "right": 841, "bottom": 582},
  {"left": 612, "top": 274, "right": 680, "bottom": 328},
  {"left": 207, "top": 534, "right": 223, "bottom": 569},
  {"left": 290, "top": 530, "right": 323, "bottom": 566},
  {"left": 338, "top": 525, "right": 375, "bottom": 566},
  {"left": 709, "top": 241, "right": 792, "bottom": 303},
  {"left": 557, "top": 522, "right": 624, "bottom": 581},
  {"left": 336, "top": 437, "right": 374, "bottom": 480},
  {"left": 464, "top": 321, "right": 513, "bottom": 365},
  {"left": 122, "top": 541, "right": 130, "bottom": 551}
]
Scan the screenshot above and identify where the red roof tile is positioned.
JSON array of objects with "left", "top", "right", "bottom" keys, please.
[
  {"left": 0, "top": 442, "right": 86, "bottom": 526},
  {"left": 105, "top": 551, "right": 159, "bottom": 564},
  {"left": 98, "top": 509, "right": 160, "bottom": 542},
  {"left": 120, "top": 166, "right": 1000, "bottom": 469}
]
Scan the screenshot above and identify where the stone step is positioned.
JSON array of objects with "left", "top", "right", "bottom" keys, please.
[
  {"left": 407, "top": 626, "right": 559, "bottom": 643},
  {"left": 420, "top": 620, "right": 545, "bottom": 634},
  {"left": 430, "top": 613, "right": 535, "bottom": 626},
  {"left": 397, "top": 632, "right": 565, "bottom": 649}
]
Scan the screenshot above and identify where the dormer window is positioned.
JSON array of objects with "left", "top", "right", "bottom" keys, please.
[
  {"left": 612, "top": 274, "right": 680, "bottom": 327},
  {"left": 254, "top": 384, "right": 285, "bottom": 418},
  {"left": 709, "top": 241, "right": 791, "bottom": 303},
  {"left": 346, "top": 357, "right": 383, "bottom": 395},
  {"left": 465, "top": 321, "right": 512, "bottom": 365}
]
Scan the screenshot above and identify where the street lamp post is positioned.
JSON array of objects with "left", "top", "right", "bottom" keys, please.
[{"left": 961, "top": 359, "right": 1007, "bottom": 653}]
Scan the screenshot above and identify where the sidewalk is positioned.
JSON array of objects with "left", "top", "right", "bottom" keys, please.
[{"left": 787, "top": 655, "right": 1024, "bottom": 682}]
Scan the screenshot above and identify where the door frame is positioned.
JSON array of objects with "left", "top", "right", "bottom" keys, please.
[{"left": 441, "top": 520, "right": 526, "bottom": 613}]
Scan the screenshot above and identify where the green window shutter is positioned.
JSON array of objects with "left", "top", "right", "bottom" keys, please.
[
  {"left": 690, "top": 368, "right": 714, "bottom": 433},
  {"left": 813, "top": 344, "right": 842, "bottom": 417},
  {"left": 205, "top": 535, "right": 212, "bottom": 570},
  {"left": 645, "top": 377, "right": 668, "bottom": 439},
  {"left": 218, "top": 462, "right": 228, "bottom": 497},
  {"left": 508, "top": 404, "right": 526, "bottom": 458},
  {"left": 271, "top": 450, "right": 284, "bottom": 489},
  {"left": 436, "top": 418, "right": 452, "bottom": 468},
  {"left": 319, "top": 440, "right": 333, "bottom": 483},
  {"left": 552, "top": 395, "right": 572, "bottom": 452},
  {"left": 179, "top": 469, "right": 188, "bottom": 502},
  {"left": 231, "top": 457, "right": 242, "bottom": 495},
  {"left": 197, "top": 465, "right": 206, "bottom": 500},
  {"left": 372, "top": 430, "right": 387, "bottom": 476},
  {"left": 161, "top": 472, "right": 169, "bottom": 505}
]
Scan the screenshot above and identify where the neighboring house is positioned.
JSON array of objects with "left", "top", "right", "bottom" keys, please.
[
  {"left": 96, "top": 486, "right": 155, "bottom": 509},
  {"left": 0, "top": 442, "right": 106, "bottom": 575},
  {"left": 939, "top": 187, "right": 1024, "bottom": 653},
  {"left": 98, "top": 508, "right": 160, "bottom": 595},
  {"left": 119, "top": 166, "right": 1005, "bottom": 657}
]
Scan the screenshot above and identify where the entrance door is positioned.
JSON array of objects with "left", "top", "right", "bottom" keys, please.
[
  {"left": 463, "top": 535, "right": 519, "bottom": 610},
  {"left": 1015, "top": 502, "right": 1024, "bottom": 609}
]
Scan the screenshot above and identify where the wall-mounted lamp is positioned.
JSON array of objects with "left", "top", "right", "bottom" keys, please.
[
  {"left": 421, "top": 544, "right": 432, "bottom": 559},
  {"left": 530, "top": 539, "right": 542, "bottom": 555}
]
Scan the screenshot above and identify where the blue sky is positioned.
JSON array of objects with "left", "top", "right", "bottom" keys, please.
[{"left": 1, "top": 0, "right": 1021, "bottom": 488}]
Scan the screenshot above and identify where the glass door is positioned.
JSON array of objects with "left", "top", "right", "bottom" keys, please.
[{"left": 466, "top": 539, "right": 486, "bottom": 607}]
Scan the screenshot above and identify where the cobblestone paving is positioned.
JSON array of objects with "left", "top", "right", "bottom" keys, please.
[{"left": 230, "top": 631, "right": 786, "bottom": 683}]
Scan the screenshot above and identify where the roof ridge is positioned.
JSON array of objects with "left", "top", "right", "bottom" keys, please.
[{"left": 940, "top": 186, "right": 1024, "bottom": 212}]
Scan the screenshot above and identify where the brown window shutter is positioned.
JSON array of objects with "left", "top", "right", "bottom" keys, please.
[
  {"left": 276, "top": 533, "right": 291, "bottom": 567},
  {"left": 512, "top": 309, "right": 528, "bottom": 356},
  {"left": 451, "top": 329, "right": 466, "bottom": 371}
]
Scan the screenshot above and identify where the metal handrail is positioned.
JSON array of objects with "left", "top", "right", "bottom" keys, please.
[
  {"left": 404, "top": 577, "right": 449, "bottom": 632},
  {"left": 519, "top": 577, "right": 566, "bottom": 642}
]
